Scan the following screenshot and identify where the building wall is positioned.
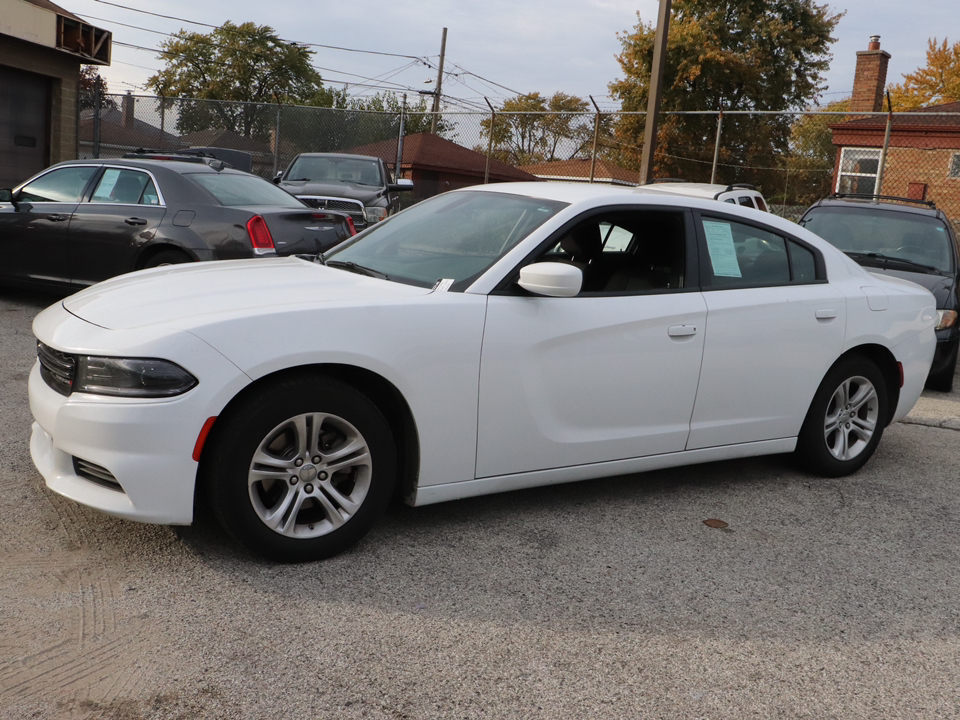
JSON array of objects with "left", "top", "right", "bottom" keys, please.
[
  {"left": 880, "top": 146, "right": 960, "bottom": 223},
  {"left": 0, "top": 32, "right": 79, "bottom": 167}
]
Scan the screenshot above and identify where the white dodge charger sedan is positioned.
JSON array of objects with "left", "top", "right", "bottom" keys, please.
[{"left": 29, "top": 183, "right": 937, "bottom": 562}]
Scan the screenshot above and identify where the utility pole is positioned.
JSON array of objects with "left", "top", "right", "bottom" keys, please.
[
  {"left": 638, "top": 0, "right": 672, "bottom": 185},
  {"left": 430, "top": 27, "right": 447, "bottom": 134}
]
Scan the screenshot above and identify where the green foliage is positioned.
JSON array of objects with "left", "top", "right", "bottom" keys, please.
[
  {"left": 480, "top": 92, "right": 597, "bottom": 165},
  {"left": 609, "top": 0, "right": 841, "bottom": 185},
  {"left": 889, "top": 38, "right": 960, "bottom": 110},
  {"left": 79, "top": 66, "right": 116, "bottom": 111},
  {"left": 780, "top": 98, "right": 849, "bottom": 206},
  {"left": 347, "top": 93, "right": 452, "bottom": 136},
  {"left": 146, "top": 21, "right": 328, "bottom": 138}
]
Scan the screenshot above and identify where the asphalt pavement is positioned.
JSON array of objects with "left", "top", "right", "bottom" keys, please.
[{"left": 1, "top": 286, "right": 959, "bottom": 719}]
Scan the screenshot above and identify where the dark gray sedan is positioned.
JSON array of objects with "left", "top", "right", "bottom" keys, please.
[{"left": 0, "top": 157, "right": 356, "bottom": 292}]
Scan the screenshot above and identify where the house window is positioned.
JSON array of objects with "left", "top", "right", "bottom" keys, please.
[
  {"left": 837, "top": 147, "right": 882, "bottom": 194},
  {"left": 949, "top": 153, "right": 960, "bottom": 179}
]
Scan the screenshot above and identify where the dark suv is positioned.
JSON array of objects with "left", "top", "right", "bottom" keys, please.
[
  {"left": 799, "top": 194, "right": 959, "bottom": 391},
  {"left": 275, "top": 153, "right": 413, "bottom": 230}
]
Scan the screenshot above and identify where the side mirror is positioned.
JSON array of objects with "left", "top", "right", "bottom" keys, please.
[
  {"left": 0, "top": 188, "right": 17, "bottom": 208},
  {"left": 388, "top": 179, "right": 414, "bottom": 192},
  {"left": 518, "top": 262, "right": 582, "bottom": 297},
  {"left": 272, "top": 172, "right": 283, "bottom": 185}
]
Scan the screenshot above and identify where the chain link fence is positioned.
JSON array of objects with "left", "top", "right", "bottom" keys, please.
[{"left": 79, "top": 91, "right": 960, "bottom": 226}]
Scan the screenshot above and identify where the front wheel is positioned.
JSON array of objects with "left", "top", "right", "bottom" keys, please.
[
  {"left": 202, "top": 374, "right": 397, "bottom": 562},
  {"left": 795, "top": 355, "right": 888, "bottom": 477}
]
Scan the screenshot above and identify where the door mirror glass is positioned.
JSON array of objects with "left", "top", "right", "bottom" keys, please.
[{"left": 0, "top": 188, "right": 13, "bottom": 203}]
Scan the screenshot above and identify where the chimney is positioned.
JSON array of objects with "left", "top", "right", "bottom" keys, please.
[
  {"left": 850, "top": 35, "right": 891, "bottom": 112},
  {"left": 122, "top": 91, "right": 134, "bottom": 129}
]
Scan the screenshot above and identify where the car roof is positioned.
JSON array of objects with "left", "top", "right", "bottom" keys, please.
[
  {"left": 291, "top": 153, "right": 381, "bottom": 162},
  {"left": 634, "top": 183, "right": 763, "bottom": 200},
  {"left": 804, "top": 195, "right": 944, "bottom": 219},
  {"left": 51, "top": 158, "right": 251, "bottom": 177}
]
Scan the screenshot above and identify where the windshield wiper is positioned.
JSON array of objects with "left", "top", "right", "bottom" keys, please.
[
  {"left": 325, "top": 260, "right": 389, "bottom": 279},
  {"left": 285, "top": 177, "right": 312, "bottom": 181},
  {"left": 845, "top": 251, "right": 941, "bottom": 274}
]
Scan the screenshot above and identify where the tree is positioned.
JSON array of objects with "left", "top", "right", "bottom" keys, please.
[
  {"left": 780, "top": 98, "right": 849, "bottom": 206},
  {"left": 348, "top": 92, "right": 452, "bottom": 136},
  {"left": 888, "top": 38, "right": 960, "bottom": 110},
  {"left": 480, "top": 92, "right": 594, "bottom": 165},
  {"left": 78, "top": 65, "right": 116, "bottom": 111},
  {"left": 146, "top": 21, "right": 329, "bottom": 138},
  {"left": 608, "top": 0, "right": 841, "bottom": 185}
]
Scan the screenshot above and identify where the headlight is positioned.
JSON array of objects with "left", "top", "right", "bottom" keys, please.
[
  {"left": 936, "top": 310, "right": 957, "bottom": 330},
  {"left": 363, "top": 206, "right": 387, "bottom": 224},
  {"left": 74, "top": 356, "right": 198, "bottom": 397}
]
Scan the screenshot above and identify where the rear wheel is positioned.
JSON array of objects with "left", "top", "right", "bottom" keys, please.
[
  {"left": 142, "top": 249, "right": 192, "bottom": 269},
  {"left": 795, "top": 355, "right": 888, "bottom": 477},
  {"left": 202, "top": 375, "right": 396, "bottom": 562}
]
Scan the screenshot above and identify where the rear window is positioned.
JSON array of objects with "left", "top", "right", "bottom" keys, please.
[{"left": 187, "top": 173, "right": 306, "bottom": 208}]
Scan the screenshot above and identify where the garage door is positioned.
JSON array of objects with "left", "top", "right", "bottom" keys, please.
[{"left": 0, "top": 65, "right": 50, "bottom": 188}]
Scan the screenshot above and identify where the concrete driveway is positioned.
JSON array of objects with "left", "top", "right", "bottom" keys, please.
[{"left": 2, "top": 287, "right": 959, "bottom": 719}]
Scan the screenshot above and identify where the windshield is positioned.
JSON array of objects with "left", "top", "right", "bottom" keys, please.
[
  {"left": 325, "top": 190, "right": 568, "bottom": 290},
  {"left": 286, "top": 156, "right": 383, "bottom": 187},
  {"left": 802, "top": 205, "right": 955, "bottom": 273},
  {"left": 188, "top": 173, "right": 306, "bottom": 208}
]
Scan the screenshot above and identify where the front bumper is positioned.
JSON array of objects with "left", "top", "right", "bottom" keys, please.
[
  {"left": 28, "top": 304, "right": 253, "bottom": 525},
  {"left": 30, "top": 362, "right": 209, "bottom": 524}
]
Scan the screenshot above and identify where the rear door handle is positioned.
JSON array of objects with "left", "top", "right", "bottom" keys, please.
[
  {"left": 124, "top": 217, "right": 148, "bottom": 226},
  {"left": 668, "top": 324, "right": 697, "bottom": 337},
  {"left": 815, "top": 309, "right": 837, "bottom": 319},
  {"left": 46, "top": 214, "right": 68, "bottom": 222}
]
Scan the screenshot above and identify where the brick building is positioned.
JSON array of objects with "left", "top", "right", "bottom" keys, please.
[
  {"left": 0, "top": 0, "right": 110, "bottom": 187},
  {"left": 829, "top": 37, "right": 960, "bottom": 223}
]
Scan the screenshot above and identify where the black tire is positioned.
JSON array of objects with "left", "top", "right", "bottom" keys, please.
[
  {"left": 925, "top": 338, "right": 958, "bottom": 393},
  {"left": 795, "top": 355, "right": 888, "bottom": 477},
  {"left": 202, "top": 374, "right": 397, "bottom": 562},
  {"left": 141, "top": 249, "right": 192, "bottom": 269}
]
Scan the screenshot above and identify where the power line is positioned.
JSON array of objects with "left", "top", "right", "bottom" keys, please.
[{"left": 92, "top": 0, "right": 432, "bottom": 63}]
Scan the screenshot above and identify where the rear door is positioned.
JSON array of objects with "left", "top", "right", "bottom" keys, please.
[
  {"left": 687, "top": 212, "right": 845, "bottom": 449},
  {"left": 66, "top": 166, "right": 167, "bottom": 286}
]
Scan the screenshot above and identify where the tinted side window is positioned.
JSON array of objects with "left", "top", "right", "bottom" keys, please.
[
  {"left": 701, "top": 216, "right": 819, "bottom": 288},
  {"left": 537, "top": 210, "right": 687, "bottom": 294},
  {"left": 789, "top": 240, "right": 817, "bottom": 282},
  {"left": 738, "top": 196, "right": 756, "bottom": 208},
  {"left": 18, "top": 166, "right": 98, "bottom": 203},
  {"left": 91, "top": 168, "right": 156, "bottom": 204}
]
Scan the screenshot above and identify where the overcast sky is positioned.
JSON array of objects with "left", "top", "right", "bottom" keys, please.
[{"left": 66, "top": 0, "right": 957, "bottom": 111}]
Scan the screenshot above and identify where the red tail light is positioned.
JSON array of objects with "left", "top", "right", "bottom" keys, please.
[
  {"left": 246, "top": 215, "right": 275, "bottom": 250},
  {"left": 346, "top": 216, "right": 357, "bottom": 235}
]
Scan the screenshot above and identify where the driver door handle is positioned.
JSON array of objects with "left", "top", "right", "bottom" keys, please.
[
  {"left": 46, "top": 214, "right": 68, "bottom": 222},
  {"left": 124, "top": 217, "right": 148, "bottom": 226},
  {"left": 668, "top": 325, "right": 698, "bottom": 337}
]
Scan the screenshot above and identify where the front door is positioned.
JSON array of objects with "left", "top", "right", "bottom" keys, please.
[
  {"left": 475, "top": 208, "right": 706, "bottom": 478},
  {"left": 0, "top": 165, "right": 99, "bottom": 287}
]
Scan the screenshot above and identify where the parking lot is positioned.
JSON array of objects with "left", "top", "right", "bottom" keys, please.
[{"left": 2, "top": 285, "right": 960, "bottom": 719}]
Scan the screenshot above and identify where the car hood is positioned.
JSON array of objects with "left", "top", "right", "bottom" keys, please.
[
  {"left": 62, "top": 257, "right": 431, "bottom": 331},
  {"left": 865, "top": 267, "right": 955, "bottom": 307},
  {"left": 278, "top": 181, "right": 383, "bottom": 203}
]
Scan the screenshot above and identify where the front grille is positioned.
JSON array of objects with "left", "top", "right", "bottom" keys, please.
[
  {"left": 37, "top": 342, "right": 76, "bottom": 396},
  {"left": 297, "top": 196, "right": 365, "bottom": 224},
  {"left": 73, "top": 457, "right": 124, "bottom": 492}
]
